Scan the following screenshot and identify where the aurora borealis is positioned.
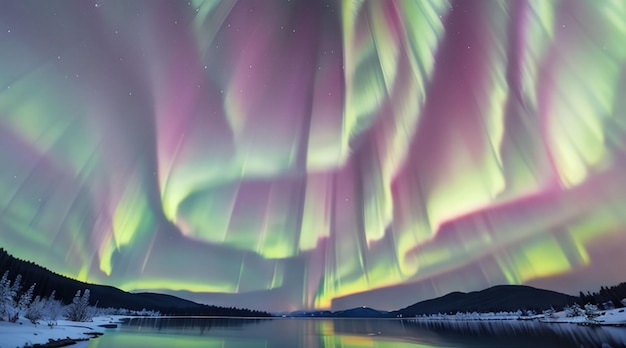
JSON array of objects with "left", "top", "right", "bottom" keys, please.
[{"left": 1, "top": 0, "right": 626, "bottom": 312}]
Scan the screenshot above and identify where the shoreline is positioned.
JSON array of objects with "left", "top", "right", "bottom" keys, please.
[
  {"left": 0, "top": 316, "right": 126, "bottom": 348},
  {"left": 25, "top": 335, "right": 98, "bottom": 348},
  {"left": 404, "top": 306, "right": 626, "bottom": 327},
  {"left": 3, "top": 311, "right": 625, "bottom": 348},
  {"left": 407, "top": 316, "right": 626, "bottom": 327}
]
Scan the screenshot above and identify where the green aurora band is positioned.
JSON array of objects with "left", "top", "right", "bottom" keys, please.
[{"left": 1, "top": 0, "right": 626, "bottom": 311}]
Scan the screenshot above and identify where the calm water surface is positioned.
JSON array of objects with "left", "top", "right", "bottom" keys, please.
[{"left": 87, "top": 317, "right": 626, "bottom": 348}]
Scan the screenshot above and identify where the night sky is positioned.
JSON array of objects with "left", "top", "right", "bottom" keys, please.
[{"left": 1, "top": 0, "right": 626, "bottom": 312}]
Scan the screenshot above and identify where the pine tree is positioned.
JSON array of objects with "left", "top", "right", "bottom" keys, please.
[
  {"left": 42, "top": 290, "right": 62, "bottom": 327},
  {"left": 25, "top": 295, "right": 44, "bottom": 324},
  {"left": 18, "top": 283, "right": 35, "bottom": 311},
  {"left": 65, "top": 289, "right": 91, "bottom": 322},
  {"left": 10, "top": 274, "right": 21, "bottom": 299},
  {"left": 0, "top": 271, "right": 10, "bottom": 320},
  {"left": 579, "top": 291, "right": 587, "bottom": 304},
  {"left": 80, "top": 289, "right": 91, "bottom": 320},
  {"left": 0, "top": 273, "right": 24, "bottom": 322},
  {"left": 65, "top": 290, "right": 82, "bottom": 321},
  {"left": 48, "top": 290, "right": 56, "bottom": 302}
]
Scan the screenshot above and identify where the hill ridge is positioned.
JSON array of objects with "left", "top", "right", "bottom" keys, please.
[
  {"left": 394, "top": 284, "right": 578, "bottom": 316},
  {"left": 0, "top": 247, "right": 269, "bottom": 316}
]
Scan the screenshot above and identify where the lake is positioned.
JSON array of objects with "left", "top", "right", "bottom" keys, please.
[{"left": 86, "top": 317, "right": 626, "bottom": 348}]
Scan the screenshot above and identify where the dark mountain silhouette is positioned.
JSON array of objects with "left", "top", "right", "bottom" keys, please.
[
  {"left": 332, "top": 306, "right": 391, "bottom": 318},
  {"left": 394, "top": 285, "right": 578, "bottom": 316},
  {"left": 0, "top": 247, "right": 269, "bottom": 316},
  {"left": 286, "top": 310, "right": 333, "bottom": 317},
  {"left": 288, "top": 286, "right": 579, "bottom": 318},
  {"left": 287, "top": 307, "right": 390, "bottom": 318}
]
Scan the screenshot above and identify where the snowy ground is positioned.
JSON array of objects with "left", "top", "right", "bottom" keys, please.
[
  {"left": 541, "top": 307, "right": 626, "bottom": 325},
  {"left": 408, "top": 307, "right": 626, "bottom": 326},
  {"left": 0, "top": 316, "right": 126, "bottom": 348}
]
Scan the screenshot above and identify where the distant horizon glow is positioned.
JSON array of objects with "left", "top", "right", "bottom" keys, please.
[{"left": 1, "top": 0, "right": 626, "bottom": 311}]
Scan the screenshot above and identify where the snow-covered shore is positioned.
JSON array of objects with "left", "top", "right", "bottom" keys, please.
[
  {"left": 0, "top": 316, "right": 126, "bottom": 348},
  {"left": 407, "top": 307, "right": 626, "bottom": 326},
  {"left": 541, "top": 307, "right": 626, "bottom": 326},
  {"left": 2, "top": 309, "right": 625, "bottom": 347}
]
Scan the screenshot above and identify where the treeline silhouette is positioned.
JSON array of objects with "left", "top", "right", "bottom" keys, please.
[
  {"left": 0, "top": 248, "right": 270, "bottom": 317},
  {"left": 578, "top": 283, "right": 626, "bottom": 308}
]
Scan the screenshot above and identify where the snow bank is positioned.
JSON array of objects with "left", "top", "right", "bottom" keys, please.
[
  {"left": 0, "top": 316, "right": 126, "bottom": 348},
  {"left": 541, "top": 308, "right": 626, "bottom": 326},
  {"left": 407, "top": 307, "right": 626, "bottom": 326}
]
